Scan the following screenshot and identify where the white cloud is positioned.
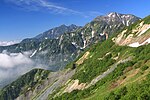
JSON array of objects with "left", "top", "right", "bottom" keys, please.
[
  {"left": 4, "top": 0, "right": 102, "bottom": 18},
  {"left": 4, "top": 0, "right": 81, "bottom": 15},
  {"left": 0, "top": 40, "right": 20, "bottom": 46},
  {"left": 0, "top": 51, "right": 47, "bottom": 88},
  {"left": 0, "top": 52, "right": 33, "bottom": 68}
]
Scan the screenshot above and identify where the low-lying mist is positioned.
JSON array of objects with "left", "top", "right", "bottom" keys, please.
[{"left": 0, "top": 51, "right": 48, "bottom": 88}]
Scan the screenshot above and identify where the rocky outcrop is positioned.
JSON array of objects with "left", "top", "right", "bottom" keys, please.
[
  {"left": 63, "top": 79, "right": 86, "bottom": 93},
  {"left": 76, "top": 51, "right": 90, "bottom": 65},
  {"left": 113, "top": 20, "right": 150, "bottom": 47}
]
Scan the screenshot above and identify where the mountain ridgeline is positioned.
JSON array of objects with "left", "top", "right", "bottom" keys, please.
[
  {"left": 0, "top": 12, "right": 140, "bottom": 71},
  {"left": 35, "top": 24, "right": 81, "bottom": 40}
]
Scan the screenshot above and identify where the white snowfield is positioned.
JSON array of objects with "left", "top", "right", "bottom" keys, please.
[{"left": 128, "top": 38, "right": 150, "bottom": 47}]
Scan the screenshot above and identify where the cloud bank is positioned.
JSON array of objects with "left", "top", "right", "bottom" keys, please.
[
  {"left": 0, "top": 40, "right": 20, "bottom": 46},
  {"left": 0, "top": 51, "right": 46, "bottom": 88},
  {"left": 0, "top": 52, "right": 33, "bottom": 68}
]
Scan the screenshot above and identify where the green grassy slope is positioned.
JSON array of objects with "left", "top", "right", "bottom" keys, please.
[
  {"left": 51, "top": 38, "right": 150, "bottom": 100},
  {"left": 49, "top": 16, "right": 150, "bottom": 100}
]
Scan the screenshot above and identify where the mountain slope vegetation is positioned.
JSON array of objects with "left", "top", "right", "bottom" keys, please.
[
  {"left": 1, "top": 13, "right": 150, "bottom": 100},
  {"left": 48, "top": 15, "right": 150, "bottom": 100}
]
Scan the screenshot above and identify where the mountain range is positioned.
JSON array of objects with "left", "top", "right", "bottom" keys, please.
[
  {"left": 1, "top": 12, "right": 150, "bottom": 100},
  {"left": 0, "top": 12, "right": 140, "bottom": 71}
]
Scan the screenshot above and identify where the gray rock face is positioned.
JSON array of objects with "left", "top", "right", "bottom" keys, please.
[
  {"left": 94, "top": 12, "right": 140, "bottom": 26},
  {"left": 15, "top": 69, "right": 75, "bottom": 100}
]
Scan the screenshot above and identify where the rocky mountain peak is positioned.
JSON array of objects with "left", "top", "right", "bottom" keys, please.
[
  {"left": 94, "top": 12, "right": 140, "bottom": 26},
  {"left": 35, "top": 24, "right": 81, "bottom": 41},
  {"left": 107, "top": 12, "right": 118, "bottom": 17}
]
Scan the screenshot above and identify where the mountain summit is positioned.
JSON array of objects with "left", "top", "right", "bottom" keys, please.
[
  {"left": 35, "top": 24, "right": 81, "bottom": 41},
  {"left": 94, "top": 12, "right": 140, "bottom": 26}
]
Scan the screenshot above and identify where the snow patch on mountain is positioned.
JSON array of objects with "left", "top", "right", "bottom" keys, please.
[
  {"left": 72, "top": 42, "right": 78, "bottom": 48},
  {"left": 59, "top": 35, "right": 63, "bottom": 45},
  {"left": 30, "top": 50, "right": 37, "bottom": 58},
  {"left": 128, "top": 42, "right": 141, "bottom": 47},
  {"left": 127, "top": 20, "right": 130, "bottom": 26},
  {"left": 45, "top": 37, "right": 48, "bottom": 39},
  {"left": 83, "top": 40, "right": 86, "bottom": 49},
  {"left": 39, "top": 47, "right": 42, "bottom": 51},
  {"left": 92, "top": 30, "right": 95, "bottom": 38},
  {"left": 128, "top": 38, "right": 150, "bottom": 47}
]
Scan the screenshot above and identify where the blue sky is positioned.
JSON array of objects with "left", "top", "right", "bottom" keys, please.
[{"left": 0, "top": 0, "right": 150, "bottom": 41}]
